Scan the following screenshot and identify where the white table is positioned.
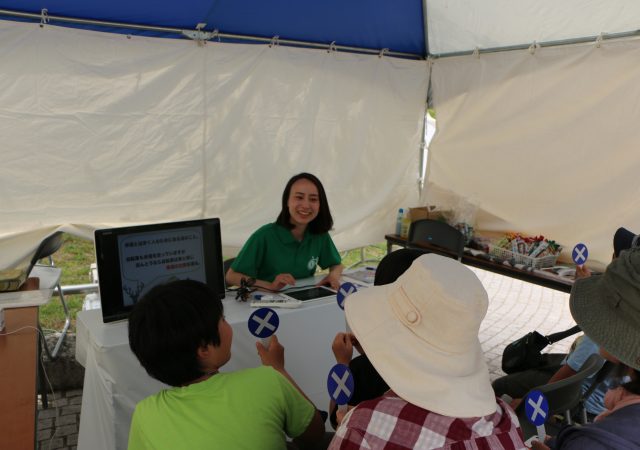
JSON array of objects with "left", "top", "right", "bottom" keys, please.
[
  {"left": 0, "top": 266, "right": 61, "bottom": 310},
  {"left": 75, "top": 279, "right": 359, "bottom": 450}
]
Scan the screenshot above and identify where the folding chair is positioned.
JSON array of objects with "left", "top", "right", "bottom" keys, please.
[
  {"left": 516, "top": 353, "right": 604, "bottom": 439},
  {"left": 27, "top": 231, "right": 70, "bottom": 360},
  {"left": 407, "top": 219, "right": 465, "bottom": 260}
]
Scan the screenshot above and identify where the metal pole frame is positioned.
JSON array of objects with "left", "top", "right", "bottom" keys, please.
[{"left": 0, "top": 8, "right": 423, "bottom": 60}]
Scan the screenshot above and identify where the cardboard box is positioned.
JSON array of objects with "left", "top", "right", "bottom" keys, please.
[
  {"left": 408, "top": 206, "right": 430, "bottom": 222},
  {"left": 409, "top": 206, "right": 451, "bottom": 223}
]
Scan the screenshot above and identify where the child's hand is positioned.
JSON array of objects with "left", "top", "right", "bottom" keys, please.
[
  {"left": 256, "top": 335, "right": 285, "bottom": 371},
  {"left": 332, "top": 333, "right": 353, "bottom": 365}
]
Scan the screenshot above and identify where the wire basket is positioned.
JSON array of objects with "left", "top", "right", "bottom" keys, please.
[{"left": 488, "top": 245, "right": 559, "bottom": 269}]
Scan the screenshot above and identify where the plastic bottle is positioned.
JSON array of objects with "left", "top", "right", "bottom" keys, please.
[
  {"left": 400, "top": 210, "right": 412, "bottom": 239},
  {"left": 395, "top": 208, "right": 404, "bottom": 235}
]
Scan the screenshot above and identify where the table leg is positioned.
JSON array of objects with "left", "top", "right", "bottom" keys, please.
[{"left": 38, "top": 332, "right": 48, "bottom": 409}]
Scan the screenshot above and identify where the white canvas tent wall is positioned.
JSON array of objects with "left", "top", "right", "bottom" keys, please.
[
  {"left": 425, "top": 39, "right": 640, "bottom": 266},
  {"left": 0, "top": 20, "right": 427, "bottom": 271},
  {"left": 422, "top": 1, "right": 640, "bottom": 265},
  {"left": 2, "top": 0, "right": 640, "bottom": 270}
]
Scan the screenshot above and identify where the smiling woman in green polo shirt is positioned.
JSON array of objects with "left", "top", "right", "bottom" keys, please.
[{"left": 226, "top": 173, "right": 344, "bottom": 291}]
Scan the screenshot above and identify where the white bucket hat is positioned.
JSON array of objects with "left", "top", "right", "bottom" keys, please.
[{"left": 345, "top": 253, "right": 497, "bottom": 418}]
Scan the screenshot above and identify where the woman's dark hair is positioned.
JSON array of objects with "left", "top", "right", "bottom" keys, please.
[
  {"left": 276, "top": 172, "right": 333, "bottom": 234},
  {"left": 128, "top": 279, "right": 224, "bottom": 387}
]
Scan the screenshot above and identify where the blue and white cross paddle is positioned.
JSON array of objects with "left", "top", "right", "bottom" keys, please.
[
  {"left": 248, "top": 307, "right": 279, "bottom": 347},
  {"left": 572, "top": 243, "right": 589, "bottom": 267},
  {"left": 327, "top": 363, "right": 354, "bottom": 414},
  {"left": 525, "top": 390, "right": 549, "bottom": 444},
  {"left": 337, "top": 282, "right": 358, "bottom": 332}
]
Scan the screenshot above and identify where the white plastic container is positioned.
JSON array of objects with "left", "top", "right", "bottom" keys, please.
[
  {"left": 83, "top": 293, "right": 101, "bottom": 311},
  {"left": 400, "top": 210, "right": 412, "bottom": 239},
  {"left": 395, "top": 208, "right": 404, "bottom": 235}
]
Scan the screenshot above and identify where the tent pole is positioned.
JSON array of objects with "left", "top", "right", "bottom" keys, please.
[
  {"left": 422, "top": 0, "right": 430, "bottom": 57},
  {"left": 431, "top": 29, "right": 640, "bottom": 59},
  {"left": 417, "top": 0, "right": 430, "bottom": 196},
  {"left": 0, "top": 8, "right": 422, "bottom": 60},
  {"left": 418, "top": 61, "right": 433, "bottom": 195}
]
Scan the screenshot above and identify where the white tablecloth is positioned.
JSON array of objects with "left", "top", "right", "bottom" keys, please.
[{"left": 75, "top": 281, "right": 354, "bottom": 450}]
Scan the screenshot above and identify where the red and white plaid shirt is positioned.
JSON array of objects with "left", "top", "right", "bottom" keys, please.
[{"left": 328, "top": 392, "right": 525, "bottom": 450}]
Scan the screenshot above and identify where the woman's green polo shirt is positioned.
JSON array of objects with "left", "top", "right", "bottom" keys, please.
[{"left": 231, "top": 223, "right": 341, "bottom": 282}]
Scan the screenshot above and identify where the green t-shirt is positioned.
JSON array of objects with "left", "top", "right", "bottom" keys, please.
[
  {"left": 128, "top": 366, "right": 315, "bottom": 450},
  {"left": 231, "top": 223, "right": 341, "bottom": 282}
]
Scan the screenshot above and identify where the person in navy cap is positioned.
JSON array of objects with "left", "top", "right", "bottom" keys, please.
[
  {"left": 613, "top": 227, "right": 640, "bottom": 259},
  {"left": 493, "top": 227, "right": 639, "bottom": 420},
  {"left": 532, "top": 247, "right": 640, "bottom": 449}
]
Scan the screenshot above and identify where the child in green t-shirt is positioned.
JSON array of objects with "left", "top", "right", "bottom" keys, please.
[{"left": 127, "top": 279, "right": 324, "bottom": 449}]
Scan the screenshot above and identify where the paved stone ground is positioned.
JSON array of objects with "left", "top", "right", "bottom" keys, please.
[
  {"left": 35, "top": 268, "right": 576, "bottom": 449},
  {"left": 37, "top": 389, "right": 81, "bottom": 450},
  {"left": 37, "top": 332, "right": 84, "bottom": 450},
  {"left": 473, "top": 267, "right": 575, "bottom": 381}
]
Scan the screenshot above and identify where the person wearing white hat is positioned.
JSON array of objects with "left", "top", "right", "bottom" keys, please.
[
  {"left": 532, "top": 247, "right": 640, "bottom": 450},
  {"left": 328, "top": 253, "right": 526, "bottom": 450}
]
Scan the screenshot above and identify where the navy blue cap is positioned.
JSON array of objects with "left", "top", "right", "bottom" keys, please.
[{"left": 614, "top": 227, "right": 639, "bottom": 257}]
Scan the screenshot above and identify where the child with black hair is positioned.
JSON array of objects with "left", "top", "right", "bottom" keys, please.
[{"left": 127, "top": 279, "right": 324, "bottom": 449}]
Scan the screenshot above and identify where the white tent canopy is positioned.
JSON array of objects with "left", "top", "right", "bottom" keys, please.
[
  {"left": 2, "top": 1, "right": 640, "bottom": 269},
  {"left": 426, "top": 0, "right": 640, "bottom": 55}
]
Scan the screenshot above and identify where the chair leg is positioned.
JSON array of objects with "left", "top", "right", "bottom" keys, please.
[
  {"left": 579, "top": 404, "right": 588, "bottom": 424},
  {"left": 41, "top": 283, "right": 70, "bottom": 361},
  {"left": 49, "top": 284, "right": 70, "bottom": 359},
  {"left": 565, "top": 409, "right": 573, "bottom": 425}
]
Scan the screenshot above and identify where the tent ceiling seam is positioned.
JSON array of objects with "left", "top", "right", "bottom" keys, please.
[
  {"left": 430, "top": 29, "right": 640, "bottom": 59},
  {"left": 0, "top": 8, "right": 423, "bottom": 60}
]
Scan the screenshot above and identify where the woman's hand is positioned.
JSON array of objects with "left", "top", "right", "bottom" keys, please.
[
  {"left": 335, "top": 405, "right": 354, "bottom": 426},
  {"left": 530, "top": 439, "right": 551, "bottom": 450},
  {"left": 268, "top": 273, "right": 296, "bottom": 291},
  {"left": 575, "top": 265, "right": 592, "bottom": 280},
  {"left": 332, "top": 332, "right": 354, "bottom": 365},
  {"left": 317, "top": 274, "right": 340, "bottom": 290},
  {"left": 317, "top": 264, "right": 344, "bottom": 290}
]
